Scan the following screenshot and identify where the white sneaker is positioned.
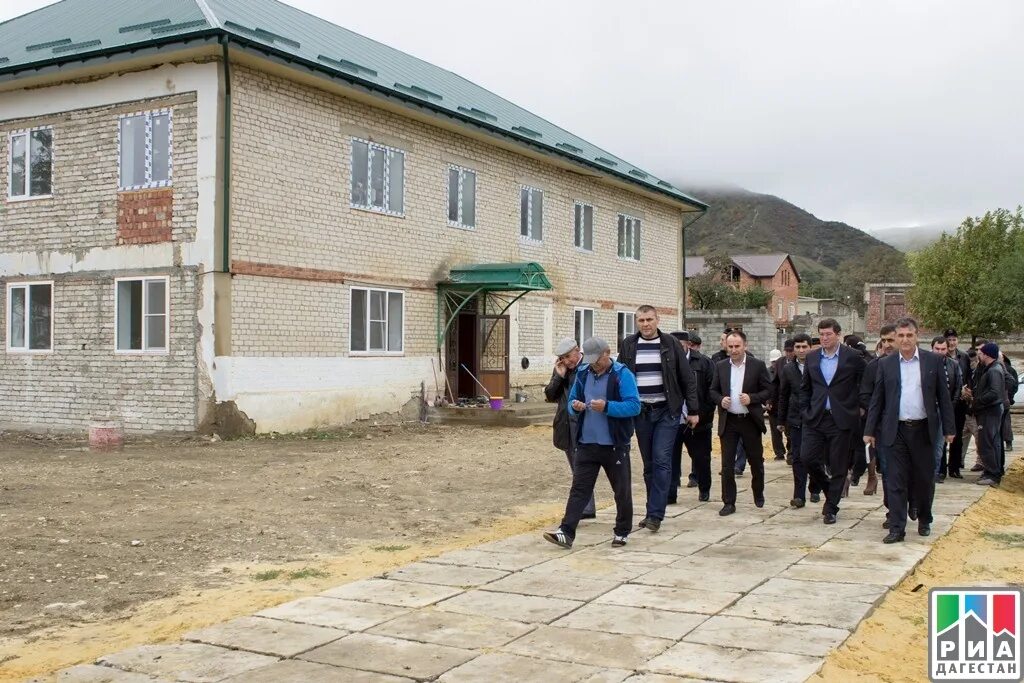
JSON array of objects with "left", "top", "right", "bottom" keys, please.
[{"left": 611, "top": 535, "right": 628, "bottom": 547}]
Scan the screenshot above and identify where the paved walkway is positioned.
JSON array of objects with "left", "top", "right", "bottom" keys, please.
[{"left": 51, "top": 455, "right": 1004, "bottom": 683}]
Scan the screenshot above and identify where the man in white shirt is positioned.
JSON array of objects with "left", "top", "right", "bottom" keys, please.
[{"left": 865, "top": 318, "right": 955, "bottom": 543}]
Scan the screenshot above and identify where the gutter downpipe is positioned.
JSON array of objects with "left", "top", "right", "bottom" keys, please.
[
  {"left": 680, "top": 209, "right": 707, "bottom": 330},
  {"left": 220, "top": 35, "right": 232, "bottom": 274}
]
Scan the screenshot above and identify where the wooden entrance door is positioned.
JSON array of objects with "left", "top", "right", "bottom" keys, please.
[{"left": 477, "top": 315, "right": 510, "bottom": 400}]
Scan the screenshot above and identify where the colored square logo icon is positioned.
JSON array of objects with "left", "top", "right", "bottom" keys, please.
[{"left": 930, "top": 587, "right": 1023, "bottom": 681}]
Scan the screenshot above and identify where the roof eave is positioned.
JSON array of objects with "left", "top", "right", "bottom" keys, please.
[{"left": 0, "top": 28, "right": 707, "bottom": 211}]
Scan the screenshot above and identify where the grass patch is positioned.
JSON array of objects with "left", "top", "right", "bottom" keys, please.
[
  {"left": 981, "top": 531, "right": 1024, "bottom": 547},
  {"left": 288, "top": 567, "right": 329, "bottom": 580},
  {"left": 373, "top": 544, "right": 410, "bottom": 552},
  {"left": 252, "top": 569, "right": 284, "bottom": 581}
]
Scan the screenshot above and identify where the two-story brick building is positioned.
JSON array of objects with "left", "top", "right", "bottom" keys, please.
[
  {"left": 683, "top": 253, "right": 800, "bottom": 324},
  {"left": 0, "top": 0, "right": 705, "bottom": 434}
]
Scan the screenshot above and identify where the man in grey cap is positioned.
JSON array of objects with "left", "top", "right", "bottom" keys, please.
[
  {"left": 545, "top": 337, "right": 595, "bottom": 518},
  {"left": 544, "top": 337, "right": 640, "bottom": 549}
]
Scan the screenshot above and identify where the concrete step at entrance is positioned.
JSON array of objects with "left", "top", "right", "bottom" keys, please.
[{"left": 426, "top": 402, "right": 556, "bottom": 427}]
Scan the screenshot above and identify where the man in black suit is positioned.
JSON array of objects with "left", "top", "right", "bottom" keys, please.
[
  {"left": 777, "top": 333, "right": 820, "bottom": 508},
  {"left": 943, "top": 328, "right": 971, "bottom": 477},
  {"left": 668, "top": 332, "right": 716, "bottom": 504},
  {"left": 709, "top": 330, "right": 773, "bottom": 516},
  {"left": 800, "top": 318, "right": 866, "bottom": 525},
  {"left": 865, "top": 317, "right": 955, "bottom": 542}
]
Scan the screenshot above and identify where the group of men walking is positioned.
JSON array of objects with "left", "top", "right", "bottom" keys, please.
[{"left": 544, "top": 306, "right": 1016, "bottom": 549}]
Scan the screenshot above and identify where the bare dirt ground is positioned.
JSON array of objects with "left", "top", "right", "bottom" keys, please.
[
  {"left": 812, "top": 451, "right": 1024, "bottom": 683},
  {"left": 0, "top": 422, "right": 575, "bottom": 681}
]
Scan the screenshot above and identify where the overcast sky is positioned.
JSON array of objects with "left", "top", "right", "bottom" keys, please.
[{"left": 4, "top": 0, "right": 1022, "bottom": 231}]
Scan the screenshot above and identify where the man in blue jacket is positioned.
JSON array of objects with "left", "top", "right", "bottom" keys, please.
[{"left": 544, "top": 336, "right": 641, "bottom": 549}]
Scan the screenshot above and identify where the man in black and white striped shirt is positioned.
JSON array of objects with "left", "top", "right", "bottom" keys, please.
[{"left": 618, "top": 305, "right": 699, "bottom": 532}]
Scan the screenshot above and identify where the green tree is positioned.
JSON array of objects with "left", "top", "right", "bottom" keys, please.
[
  {"left": 908, "top": 208, "right": 1024, "bottom": 335},
  {"left": 688, "top": 255, "right": 737, "bottom": 310}
]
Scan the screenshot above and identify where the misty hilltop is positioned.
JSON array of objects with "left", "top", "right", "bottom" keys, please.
[{"left": 679, "top": 185, "right": 905, "bottom": 280}]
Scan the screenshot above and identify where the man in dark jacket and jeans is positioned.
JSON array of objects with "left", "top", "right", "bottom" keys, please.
[
  {"left": 617, "top": 305, "right": 699, "bottom": 532},
  {"left": 544, "top": 337, "right": 640, "bottom": 549},
  {"left": 544, "top": 337, "right": 594, "bottom": 518},
  {"left": 973, "top": 343, "right": 1006, "bottom": 486},
  {"left": 669, "top": 332, "right": 716, "bottom": 504}
]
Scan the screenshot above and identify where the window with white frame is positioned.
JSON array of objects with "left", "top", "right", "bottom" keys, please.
[
  {"left": 574, "top": 307, "right": 594, "bottom": 346},
  {"left": 115, "top": 277, "right": 168, "bottom": 352},
  {"left": 350, "top": 287, "right": 404, "bottom": 354},
  {"left": 574, "top": 202, "right": 594, "bottom": 251},
  {"left": 520, "top": 185, "right": 543, "bottom": 241},
  {"left": 788, "top": 302, "right": 796, "bottom": 319},
  {"left": 447, "top": 165, "right": 476, "bottom": 228},
  {"left": 617, "top": 214, "right": 641, "bottom": 260},
  {"left": 119, "top": 111, "right": 171, "bottom": 190},
  {"left": 350, "top": 138, "right": 405, "bottom": 215},
  {"left": 7, "top": 282, "right": 53, "bottom": 352},
  {"left": 8, "top": 127, "right": 53, "bottom": 199},
  {"left": 617, "top": 311, "right": 636, "bottom": 347}
]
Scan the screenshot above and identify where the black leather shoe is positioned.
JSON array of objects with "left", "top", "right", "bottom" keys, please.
[
  {"left": 908, "top": 507, "right": 918, "bottom": 521},
  {"left": 687, "top": 478, "right": 698, "bottom": 488},
  {"left": 883, "top": 531, "right": 905, "bottom": 543},
  {"left": 698, "top": 491, "right": 710, "bottom": 502},
  {"left": 754, "top": 497, "right": 765, "bottom": 508},
  {"left": 822, "top": 512, "right": 837, "bottom": 525},
  {"left": 948, "top": 470, "right": 963, "bottom": 479},
  {"left": 581, "top": 512, "right": 597, "bottom": 519},
  {"left": 882, "top": 519, "right": 891, "bottom": 529},
  {"left": 918, "top": 523, "right": 931, "bottom": 537},
  {"left": 810, "top": 493, "right": 821, "bottom": 503},
  {"left": 719, "top": 504, "right": 736, "bottom": 516},
  {"left": 667, "top": 497, "right": 678, "bottom": 505},
  {"left": 790, "top": 498, "right": 805, "bottom": 508}
]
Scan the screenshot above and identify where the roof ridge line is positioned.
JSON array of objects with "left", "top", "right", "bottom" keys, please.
[{"left": 193, "top": 0, "right": 221, "bottom": 29}]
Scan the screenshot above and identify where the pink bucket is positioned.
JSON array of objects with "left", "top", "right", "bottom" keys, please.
[
  {"left": 89, "top": 421, "right": 124, "bottom": 451},
  {"left": 489, "top": 397, "right": 504, "bottom": 410}
]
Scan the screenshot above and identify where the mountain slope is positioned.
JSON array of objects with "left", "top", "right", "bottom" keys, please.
[
  {"left": 867, "top": 224, "right": 951, "bottom": 252},
  {"left": 682, "top": 186, "right": 902, "bottom": 273}
]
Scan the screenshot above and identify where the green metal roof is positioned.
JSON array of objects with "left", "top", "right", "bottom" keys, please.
[
  {"left": 442, "top": 262, "right": 553, "bottom": 292},
  {"left": 0, "top": 0, "right": 706, "bottom": 209}
]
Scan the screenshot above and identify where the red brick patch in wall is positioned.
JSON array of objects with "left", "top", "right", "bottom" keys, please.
[{"left": 117, "top": 188, "right": 173, "bottom": 245}]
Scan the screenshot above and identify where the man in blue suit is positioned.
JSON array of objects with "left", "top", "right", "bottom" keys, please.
[{"left": 865, "top": 317, "right": 955, "bottom": 543}]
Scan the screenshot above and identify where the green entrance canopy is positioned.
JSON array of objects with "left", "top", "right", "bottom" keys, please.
[{"left": 436, "top": 262, "right": 553, "bottom": 346}]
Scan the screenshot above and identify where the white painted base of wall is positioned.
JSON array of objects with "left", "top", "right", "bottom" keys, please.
[{"left": 213, "top": 356, "right": 438, "bottom": 433}]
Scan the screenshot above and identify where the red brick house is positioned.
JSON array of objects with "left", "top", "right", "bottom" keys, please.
[{"left": 684, "top": 253, "right": 800, "bottom": 324}]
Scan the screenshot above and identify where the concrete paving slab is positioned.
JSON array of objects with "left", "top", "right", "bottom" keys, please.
[
  {"left": 812, "top": 537, "right": 929, "bottom": 560},
  {"left": 692, "top": 543, "right": 807, "bottom": 568},
  {"left": 625, "top": 534, "right": 710, "bottom": 556},
  {"left": 222, "top": 659, "right": 415, "bottom": 682},
  {"left": 368, "top": 608, "right": 535, "bottom": 649},
  {"left": 182, "top": 616, "right": 345, "bottom": 657},
  {"left": 719, "top": 528, "right": 834, "bottom": 549},
  {"left": 595, "top": 584, "right": 741, "bottom": 615},
  {"left": 621, "top": 675, "right": 708, "bottom": 683},
  {"left": 553, "top": 602, "right": 707, "bottom": 640},
  {"left": 751, "top": 577, "right": 888, "bottom": 603},
  {"left": 423, "top": 548, "right": 550, "bottom": 571},
  {"left": 56, "top": 666, "right": 171, "bottom": 682},
  {"left": 643, "top": 641, "right": 822, "bottom": 683},
  {"left": 256, "top": 596, "right": 408, "bottom": 631},
  {"left": 633, "top": 557, "right": 775, "bottom": 593},
  {"left": 573, "top": 548, "right": 680, "bottom": 566},
  {"left": 437, "top": 652, "right": 601, "bottom": 682},
  {"left": 780, "top": 562, "right": 910, "bottom": 585},
  {"left": 722, "top": 592, "right": 872, "bottom": 630},
  {"left": 684, "top": 614, "right": 850, "bottom": 657},
  {"left": 503, "top": 625, "right": 673, "bottom": 669},
  {"left": 798, "top": 548, "right": 923, "bottom": 572},
  {"left": 299, "top": 633, "right": 474, "bottom": 680},
  {"left": 383, "top": 561, "right": 508, "bottom": 587},
  {"left": 97, "top": 644, "right": 278, "bottom": 683},
  {"left": 485, "top": 570, "right": 619, "bottom": 601},
  {"left": 523, "top": 554, "right": 661, "bottom": 583},
  {"left": 436, "top": 589, "right": 584, "bottom": 623},
  {"left": 582, "top": 669, "right": 634, "bottom": 683},
  {"left": 320, "top": 578, "right": 462, "bottom": 607}
]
